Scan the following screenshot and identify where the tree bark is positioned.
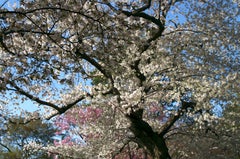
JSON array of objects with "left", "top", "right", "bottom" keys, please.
[{"left": 127, "top": 112, "right": 171, "bottom": 159}]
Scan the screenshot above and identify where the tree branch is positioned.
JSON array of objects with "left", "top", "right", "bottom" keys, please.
[
  {"left": 59, "top": 95, "right": 87, "bottom": 114},
  {"left": 1, "top": 77, "right": 87, "bottom": 118},
  {"left": 132, "top": 0, "right": 152, "bottom": 14},
  {"left": 159, "top": 100, "right": 196, "bottom": 136},
  {"left": 75, "top": 49, "right": 112, "bottom": 81},
  {"left": 0, "top": 142, "right": 11, "bottom": 152},
  {"left": 0, "top": 0, "right": 8, "bottom": 9},
  {"left": 122, "top": 10, "right": 164, "bottom": 29},
  {"left": 0, "top": 7, "right": 98, "bottom": 22},
  {"left": 111, "top": 139, "right": 131, "bottom": 158},
  {"left": 104, "top": 1, "right": 164, "bottom": 33},
  {"left": 44, "top": 94, "right": 89, "bottom": 120},
  {"left": 7, "top": 79, "right": 62, "bottom": 112},
  {"left": 3, "top": 29, "right": 54, "bottom": 36},
  {"left": 0, "top": 34, "right": 16, "bottom": 55},
  {"left": 129, "top": 59, "right": 146, "bottom": 87},
  {"left": 75, "top": 49, "right": 121, "bottom": 99},
  {"left": 104, "top": 1, "right": 166, "bottom": 53}
]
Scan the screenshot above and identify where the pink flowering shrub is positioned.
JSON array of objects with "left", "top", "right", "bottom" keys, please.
[{"left": 54, "top": 106, "right": 103, "bottom": 145}]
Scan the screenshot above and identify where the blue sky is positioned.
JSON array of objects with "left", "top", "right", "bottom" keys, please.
[{"left": 1, "top": 0, "right": 19, "bottom": 9}]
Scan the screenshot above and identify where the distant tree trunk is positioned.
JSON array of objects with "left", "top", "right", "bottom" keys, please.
[{"left": 127, "top": 110, "right": 171, "bottom": 159}]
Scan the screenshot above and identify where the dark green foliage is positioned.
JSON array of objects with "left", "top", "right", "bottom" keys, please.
[{"left": 91, "top": 75, "right": 108, "bottom": 85}]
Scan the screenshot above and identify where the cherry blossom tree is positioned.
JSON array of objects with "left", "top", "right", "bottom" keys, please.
[{"left": 0, "top": 0, "right": 239, "bottom": 158}]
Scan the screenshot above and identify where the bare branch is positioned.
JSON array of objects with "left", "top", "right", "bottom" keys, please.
[
  {"left": 0, "top": 142, "right": 11, "bottom": 152},
  {"left": 0, "top": 0, "right": 8, "bottom": 9}
]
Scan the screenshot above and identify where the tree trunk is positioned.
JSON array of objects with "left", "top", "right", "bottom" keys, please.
[{"left": 127, "top": 112, "right": 171, "bottom": 159}]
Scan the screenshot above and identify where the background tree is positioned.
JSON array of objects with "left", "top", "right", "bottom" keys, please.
[
  {"left": 0, "top": 0, "right": 239, "bottom": 158},
  {"left": 0, "top": 112, "right": 56, "bottom": 159}
]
